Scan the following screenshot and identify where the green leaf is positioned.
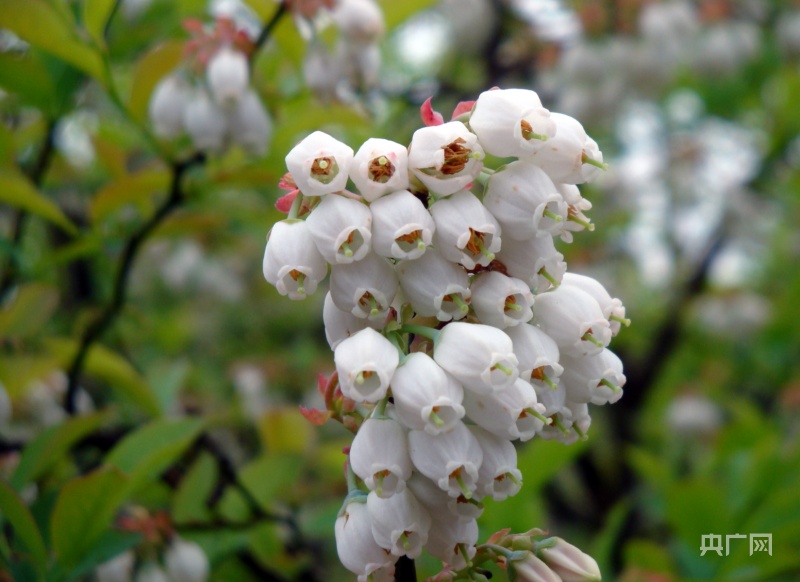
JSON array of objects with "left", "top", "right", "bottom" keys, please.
[
  {"left": 0, "top": 170, "right": 78, "bottom": 236},
  {"left": 0, "top": 0, "right": 104, "bottom": 80},
  {"left": 0, "top": 478, "right": 48, "bottom": 579},
  {"left": 173, "top": 453, "right": 217, "bottom": 524},
  {"left": 50, "top": 467, "right": 129, "bottom": 569},
  {"left": 0, "top": 52, "right": 56, "bottom": 114},
  {"left": 106, "top": 418, "right": 204, "bottom": 493},
  {"left": 238, "top": 453, "right": 303, "bottom": 510},
  {"left": 11, "top": 410, "right": 112, "bottom": 490},
  {"left": 89, "top": 168, "right": 170, "bottom": 225},
  {"left": 0, "top": 283, "right": 59, "bottom": 339},
  {"left": 382, "top": 0, "right": 440, "bottom": 29},
  {"left": 82, "top": 0, "right": 117, "bottom": 46},
  {"left": 60, "top": 531, "right": 141, "bottom": 582},
  {"left": 0, "top": 354, "right": 59, "bottom": 398},
  {"left": 45, "top": 338, "right": 162, "bottom": 417},
  {"left": 257, "top": 407, "right": 314, "bottom": 454},
  {"left": 128, "top": 41, "right": 184, "bottom": 122}
]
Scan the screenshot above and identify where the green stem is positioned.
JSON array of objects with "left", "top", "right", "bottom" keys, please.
[
  {"left": 611, "top": 314, "right": 631, "bottom": 327},
  {"left": 288, "top": 192, "right": 303, "bottom": 220},
  {"left": 538, "top": 267, "right": 559, "bottom": 287},
  {"left": 541, "top": 372, "right": 559, "bottom": 391},
  {"left": 505, "top": 300, "right": 523, "bottom": 312},
  {"left": 398, "top": 325, "right": 440, "bottom": 342}
]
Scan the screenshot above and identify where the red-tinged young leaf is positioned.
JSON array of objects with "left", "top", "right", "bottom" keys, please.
[
  {"left": 299, "top": 405, "right": 333, "bottom": 426},
  {"left": 451, "top": 100, "right": 476, "bottom": 120},
  {"left": 275, "top": 189, "right": 299, "bottom": 213},
  {"left": 278, "top": 172, "right": 297, "bottom": 191},
  {"left": 323, "top": 371, "right": 339, "bottom": 409},
  {"left": 487, "top": 528, "right": 512, "bottom": 545},
  {"left": 421, "top": 97, "right": 444, "bottom": 126}
]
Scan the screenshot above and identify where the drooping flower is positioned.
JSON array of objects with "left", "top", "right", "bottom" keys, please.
[
  {"left": 335, "top": 500, "right": 398, "bottom": 581},
  {"left": 334, "top": 328, "right": 399, "bottom": 402},
  {"left": 350, "top": 417, "right": 413, "bottom": 498},
  {"left": 305, "top": 194, "right": 372, "bottom": 264},
  {"left": 408, "top": 421, "right": 483, "bottom": 499},
  {"left": 429, "top": 190, "right": 502, "bottom": 269},
  {"left": 370, "top": 190, "right": 435, "bottom": 260},
  {"left": 350, "top": 139, "right": 410, "bottom": 202},
  {"left": 367, "top": 489, "right": 431, "bottom": 558},
  {"left": 470, "top": 271, "right": 534, "bottom": 329},
  {"left": 330, "top": 251, "right": 398, "bottom": 321},
  {"left": 262, "top": 220, "right": 327, "bottom": 300}
]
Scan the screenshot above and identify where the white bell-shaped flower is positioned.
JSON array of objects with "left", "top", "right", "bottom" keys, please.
[
  {"left": 462, "top": 378, "right": 546, "bottom": 441},
  {"left": 367, "top": 489, "right": 431, "bottom": 558},
  {"left": 561, "top": 273, "right": 629, "bottom": 335},
  {"left": 505, "top": 324, "right": 563, "bottom": 391},
  {"left": 350, "top": 139, "right": 409, "bottom": 202},
  {"left": 350, "top": 417, "right": 413, "bottom": 498},
  {"left": 560, "top": 349, "right": 625, "bottom": 405},
  {"left": 206, "top": 45, "right": 249, "bottom": 105},
  {"left": 532, "top": 286, "right": 612, "bottom": 356},
  {"left": 395, "top": 248, "right": 471, "bottom": 322},
  {"left": 429, "top": 190, "right": 502, "bottom": 269},
  {"left": 468, "top": 88, "right": 556, "bottom": 158},
  {"left": 262, "top": 220, "right": 327, "bottom": 300},
  {"left": 425, "top": 518, "right": 479, "bottom": 570},
  {"left": 334, "top": 328, "right": 399, "bottom": 402},
  {"left": 330, "top": 252, "right": 398, "bottom": 320},
  {"left": 96, "top": 551, "right": 135, "bottom": 582},
  {"left": 483, "top": 161, "right": 568, "bottom": 240},
  {"left": 323, "top": 292, "right": 383, "bottom": 350},
  {"left": 406, "top": 473, "right": 484, "bottom": 523},
  {"left": 335, "top": 500, "right": 398, "bottom": 581},
  {"left": 370, "top": 190, "right": 434, "bottom": 260},
  {"left": 165, "top": 537, "right": 209, "bottom": 582},
  {"left": 407, "top": 122, "right": 484, "bottom": 196},
  {"left": 564, "top": 400, "right": 592, "bottom": 442},
  {"left": 408, "top": 421, "right": 483, "bottom": 499},
  {"left": 305, "top": 194, "right": 372, "bottom": 264},
  {"left": 149, "top": 73, "right": 191, "bottom": 139},
  {"left": 391, "top": 353, "right": 465, "bottom": 435},
  {"left": 134, "top": 563, "right": 170, "bottom": 582},
  {"left": 227, "top": 89, "right": 273, "bottom": 156},
  {"left": 433, "top": 322, "right": 519, "bottom": 394},
  {"left": 525, "top": 113, "right": 605, "bottom": 184},
  {"left": 469, "top": 426, "right": 522, "bottom": 501},
  {"left": 285, "top": 131, "right": 354, "bottom": 197},
  {"left": 537, "top": 408, "right": 576, "bottom": 443},
  {"left": 184, "top": 90, "right": 228, "bottom": 153},
  {"left": 331, "top": 0, "right": 386, "bottom": 43},
  {"left": 533, "top": 379, "right": 568, "bottom": 417},
  {"left": 470, "top": 271, "right": 534, "bottom": 329},
  {"left": 495, "top": 235, "right": 567, "bottom": 294}
]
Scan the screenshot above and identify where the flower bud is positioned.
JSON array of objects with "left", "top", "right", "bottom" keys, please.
[
  {"left": 505, "top": 324, "right": 563, "bottom": 391},
  {"left": 510, "top": 552, "right": 562, "bottom": 582},
  {"left": 206, "top": 45, "right": 249, "bottom": 105},
  {"left": 149, "top": 73, "right": 191, "bottom": 139},
  {"left": 532, "top": 286, "right": 612, "bottom": 357},
  {"left": 165, "top": 537, "right": 209, "bottom": 582},
  {"left": 462, "top": 378, "right": 546, "bottom": 441},
  {"left": 561, "top": 273, "right": 628, "bottom": 336},
  {"left": 560, "top": 350, "right": 625, "bottom": 405},
  {"left": 537, "top": 537, "right": 602, "bottom": 581},
  {"left": 331, "top": 0, "right": 385, "bottom": 43},
  {"left": 285, "top": 131, "right": 354, "bottom": 197},
  {"left": 525, "top": 113, "right": 604, "bottom": 184},
  {"left": 96, "top": 550, "right": 135, "bottom": 582}
]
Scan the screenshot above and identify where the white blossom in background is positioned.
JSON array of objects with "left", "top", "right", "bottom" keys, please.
[
  {"left": 164, "top": 537, "right": 209, "bottom": 582},
  {"left": 260, "top": 86, "right": 624, "bottom": 579},
  {"left": 95, "top": 551, "right": 135, "bottom": 582},
  {"left": 149, "top": 74, "right": 192, "bottom": 139},
  {"left": 206, "top": 45, "right": 249, "bottom": 105},
  {"left": 134, "top": 563, "right": 170, "bottom": 582}
]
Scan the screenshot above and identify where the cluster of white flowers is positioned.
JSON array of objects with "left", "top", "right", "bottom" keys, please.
[
  {"left": 262, "top": 87, "right": 624, "bottom": 580},
  {"left": 95, "top": 536, "right": 208, "bottom": 582},
  {"left": 149, "top": 19, "right": 272, "bottom": 155}
]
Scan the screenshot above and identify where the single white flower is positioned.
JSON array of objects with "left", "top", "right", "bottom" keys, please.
[
  {"left": 537, "top": 537, "right": 602, "bottom": 582},
  {"left": 370, "top": 190, "right": 434, "bottom": 260},
  {"left": 323, "top": 292, "right": 383, "bottom": 350},
  {"left": 505, "top": 324, "right": 563, "bottom": 391},
  {"left": 425, "top": 518, "right": 479, "bottom": 570},
  {"left": 533, "top": 378, "right": 567, "bottom": 417},
  {"left": 165, "top": 537, "right": 209, "bottom": 582},
  {"left": 206, "top": 45, "right": 249, "bottom": 105},
  {"left": 433, "top": 322, "right": 519, "bottom": 394},
  {"left": 334, "top": 328, "right": 399, "bottom": 402},
  {"left": 495, "top": 235, "right": 567, "bottom": 294},
  {"left": 560, "top": 349, "right": 625, "bottom": 405},
  {"left": 350, "top": 417, "right": 413, "bottom": 498},
  {"left": 469, "top": 88, "right": 556, "bottom": 158},
  {"left": 367, "top": 489, "right": 431, "bottom": 558},
  {"left": 408, "top": 421, "right": 483, "bottom": 499},
  {"left": 524, "top": 113, "right": 605, "bottom": 184},
  {"left": 391, "top": 352, "right": 465, "bottom": 435},
  {"left": 469, "top": 426, "right": 523, "bottom": 501},
  {"left": 262, "top": 220, "right": 327, "bottom": 300},
  {"left": 227, "top": 89, "right": 273, "bottom": 156},
  {"left": 395, "top": 248, "right": 471, "bottom": 322},
  {"left": 149, "top": 73, "right": 191, "bottom": 139},
  {"left": 429, "top": 190, "right": 502, "bottom": 269},
  {"left": 330, "top": 251, "right": 398, "bottom": 320},
  {"left": 483, "top": 161, "right": 568, "bottom": 240},
  {"left": 556, "top": 183, "right": 594, "bottom": 243},
  {"left": 350, "top": 139, "right": 410, "bottom": 202},
  {"left": 96, "top": 551, "right": 135, "bottom": 582},
  {"left": 462, "top": 378, "right": 546, "bottom": 441},
  {"left": 331, "top": 0, "right": 386, "bottom": 43},
  {"left": 184, "top": 90, "right": 228, "bottom": 153},
  {"left": 564, "top": 400, "right": 592, "bottom": 442},
  {"left": 470, "top": 271, "right": 534, "bottom": 329},
  {"left": 532, "top": 286, "right": 612, "bottom": 356},
  {"left": 335, "top": 500, "right": 398, "bottom": 580},
  {"left": 285, "top": 131, "right": 354, "bottom": 197},
  {"left": 305, "top": 194, "right": 372, "bottom": 264},
  {"left": 561, "top": 272, "right": 629, "bottom": 335},
  {"left": 408, "top": 122, "right": 484, "bottom": 196}
]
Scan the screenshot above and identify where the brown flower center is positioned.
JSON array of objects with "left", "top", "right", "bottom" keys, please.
[
  {"left": 368, "top": 155, "right": 395, "bottom": 183},
  {"left": 441, "top": 137, "right": 472, "bottom": 175}
]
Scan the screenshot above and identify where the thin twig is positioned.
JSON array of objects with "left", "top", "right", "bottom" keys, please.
[
  {"left": 252, "top": 2, "right": 288, "bottom": 63},
  {"left": 64, "top": 153, "right": 205, "bottom": 413}
]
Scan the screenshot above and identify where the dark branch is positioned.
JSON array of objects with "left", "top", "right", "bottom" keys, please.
[
  {"left": 251, "top": 2, "right": 288, "bottom": 63},
  {"left": 64, "top": 152, "right": 205, "bottom": 413}
]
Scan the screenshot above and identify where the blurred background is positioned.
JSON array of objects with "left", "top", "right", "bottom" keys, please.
[{"left": 1, "top": 0, "right": 799, "bottom": 580}]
